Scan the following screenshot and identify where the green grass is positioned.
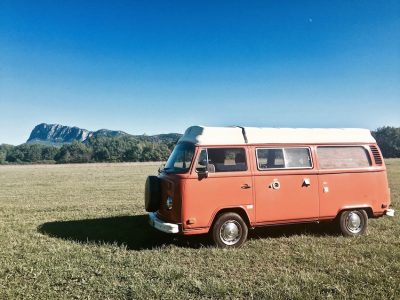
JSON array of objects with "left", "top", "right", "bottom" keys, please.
[{"left": 0, "top": 161, "right": 399, "bottom": 299}]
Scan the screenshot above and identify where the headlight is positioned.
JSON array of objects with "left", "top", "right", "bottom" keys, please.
[{"left": 166, "top": 196, "right": 173, "bottom": 210}]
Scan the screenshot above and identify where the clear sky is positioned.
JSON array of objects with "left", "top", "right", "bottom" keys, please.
[{"left": 1, "top": 1, "right": 399, "bottom": 145}]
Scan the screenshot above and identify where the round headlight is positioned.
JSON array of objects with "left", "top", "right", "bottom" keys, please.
[{"left": 166, "top": 196, "right": 173, "bottom": 210}]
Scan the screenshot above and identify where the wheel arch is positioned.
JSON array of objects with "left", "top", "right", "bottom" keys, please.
[
  {"left": 209, "top": 207, "right": 252, "bottom": 229},
  {"left": 336, "top": 205, "right": 373, "bottom": 219}
]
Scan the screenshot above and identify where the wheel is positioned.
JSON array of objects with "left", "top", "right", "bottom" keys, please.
[
  {"left": 211, "top": 212, "right": 248, "bottom": 248},
  {"left": 338, "top": 209, "right": 368, "bottom": 236},
  {"left": 144, "top": 176, "right": 161, "bottom": 212}
]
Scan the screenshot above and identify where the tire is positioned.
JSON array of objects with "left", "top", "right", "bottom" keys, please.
[
  {"left": 338, "top": 209, "right": 368, "bottom": 237},
  {"left": 144, "top": 176, "right": 161, "bottom": 212},
  {"left": 211, "top": 212, "right": 248, "bottom": 248}
]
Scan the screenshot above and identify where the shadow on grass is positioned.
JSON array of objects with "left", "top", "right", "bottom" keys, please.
[
  {"left": 251, "top": 221, "right": 338, "bottom": 240},
  {"left": 38, "top": 215, "right": 209, "bottom": 251},
  {"left": 38, "top": 215, "right": 338, "bottom": 251}
]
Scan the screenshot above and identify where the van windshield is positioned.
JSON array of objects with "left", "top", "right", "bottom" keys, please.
[{"left": 163, "top": 142, "right": 195, "bottom": 174}]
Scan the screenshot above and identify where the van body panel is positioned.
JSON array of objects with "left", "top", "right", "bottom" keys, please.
[
  {"left": 179, "top": 146, "right": 254, "bottom": 231},
  {"left": 148, "top": 126, "right": 392, "bottom": 239},
  {"left": 182, "top": 227, "right": 210, "bottom": 235},
  {"left": 253, "top": 172, "right": 319, "bottom": 223},
  {"left": 251, "top": 145, "right": 319, "bottom": 223},
  {"left": 318, "top": 169, "right": 389, "bottom": 218},
  {"left": 182, "top": 173, "right": 253, "bottom": 230}
]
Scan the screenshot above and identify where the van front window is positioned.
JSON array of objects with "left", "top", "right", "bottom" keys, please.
[{"left": 163, "top": 143, "right": 195, "bottom": 174}]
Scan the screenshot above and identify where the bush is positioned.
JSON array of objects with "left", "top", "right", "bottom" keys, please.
[
  {"left": 55, "top": 142, "right": 92, "bottom": 163},
  {"left": 372, "top": 127, "right": 400, "bottom": 158}
]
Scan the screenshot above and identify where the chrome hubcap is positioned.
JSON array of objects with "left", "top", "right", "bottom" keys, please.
[
  {"left": 220, "top": 220, "right": 241, "bottom": 245},
  {"left": 345, "top": 211, "right": 362, "bottom": 233}
]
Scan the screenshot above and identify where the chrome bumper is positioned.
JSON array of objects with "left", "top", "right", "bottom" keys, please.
[
  {"left": 148, "top": 212, "right": 179, "bottom": 234},
  {"left": 385, "top": 209, "right": 395, "bottom": 217}
]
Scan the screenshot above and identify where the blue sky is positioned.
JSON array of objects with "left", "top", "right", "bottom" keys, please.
[{"left": 1, "top": 1, "right": 399, "bottom": 145}]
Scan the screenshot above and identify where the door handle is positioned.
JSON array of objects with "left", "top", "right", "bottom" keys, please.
[
  {"left": 303, "top": 178, "right": 311, "bottom": 187},
  {"left": 241, "top": 184, "right": 251, "bottom": 189}
]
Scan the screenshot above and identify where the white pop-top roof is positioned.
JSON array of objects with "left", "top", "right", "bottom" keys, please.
[{"left": 178, "top": 126, "right": 376, "bottom": 145}]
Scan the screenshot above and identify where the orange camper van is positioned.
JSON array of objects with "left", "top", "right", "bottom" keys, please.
[{"left": 145, "top": 126, "right": 394, "bottom": 247}]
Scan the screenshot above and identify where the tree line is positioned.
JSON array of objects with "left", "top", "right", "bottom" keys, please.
[
  {"left": 372, "top": 126, "right": 400, "bottom": 158},
  {"left": 1, "top": 126, "right": 399, "bottom": 164},
  {"left": 0, "top": 135, "right": 177, "bottom": 164}
]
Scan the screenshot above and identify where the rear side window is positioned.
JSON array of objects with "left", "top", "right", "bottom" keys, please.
[
  {"left": 199, "top": 148, "right": 247, "bottom": 172},
  {"left": 317, "top": 146, "right": 371, "bottom": 169},
  {"left": 256, "top": 148, "right": 312, "bottom": 170}
]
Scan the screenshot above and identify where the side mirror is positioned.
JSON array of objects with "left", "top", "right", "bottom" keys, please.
[{"left": 196, "top": 165, "right": 208, "bottom": 178}]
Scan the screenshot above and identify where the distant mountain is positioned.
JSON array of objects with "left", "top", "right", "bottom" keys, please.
[
  {"left": 27, "top": 123, "right": 128, "bottom": 145},
  {"left": 26, "top": 123, "right": 181, "bottom": 145},
  {"left": 94, "top": 129, "right": 127, "bottom": 138}
]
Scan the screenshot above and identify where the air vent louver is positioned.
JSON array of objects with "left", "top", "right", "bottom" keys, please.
[{"left": 370, "top": 145, "right": 383, "bottom": 165}]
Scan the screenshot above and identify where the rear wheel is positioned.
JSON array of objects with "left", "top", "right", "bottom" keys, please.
[
  {"left": 338, "top": 209, "right": 368, "bottom": 236},
  {"left": 211, "top": 212, "right": 248, "bottom": 248}
]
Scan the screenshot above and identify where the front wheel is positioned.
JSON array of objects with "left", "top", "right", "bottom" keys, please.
[
  {"left": 338, "top": 209, "right": 368, "bottom": 236},
  {"left": 211, "top": 212, "right": 248, "bottom": 248}
]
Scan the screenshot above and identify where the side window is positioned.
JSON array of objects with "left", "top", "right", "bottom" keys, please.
[
  {"left": 317, "top": 146, "right": 371, "bottom": 169},
  {"left": 285, "top": 148, "right": 312, "bottom": 168},
  {"left": 198, "top": 148, "right": 247, "bottom": 172},
  {"left": 197, "top": 149, "right": 208, "bottom": 166},
  {"left": 196, "top": 149, "right": 208, "bottom": 169},
  {"left": 257, "top": 148, "right": 312, "bottom": 170},
  {"left": 256, "top": 149, "right": 285, "bottom": 169}
]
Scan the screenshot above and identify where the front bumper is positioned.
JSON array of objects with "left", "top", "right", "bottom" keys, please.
[
  {"left": 148, "top": 212, "right": 180, "bottom": 234},
  {"left": 385, "top": 209, "right": 395, "bottom": 217}
]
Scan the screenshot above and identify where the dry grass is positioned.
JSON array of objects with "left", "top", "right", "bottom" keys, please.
[{"left": 0, "top": 161, "right": 399, "bottom": 299}]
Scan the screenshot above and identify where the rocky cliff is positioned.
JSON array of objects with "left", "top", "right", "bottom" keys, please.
[{"left": 27, "top": 123, "right": 127, "bottom": 145}]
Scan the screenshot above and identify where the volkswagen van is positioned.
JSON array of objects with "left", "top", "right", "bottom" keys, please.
[{"left": 145, "top": 126, "right": 394, "bottom": 247}]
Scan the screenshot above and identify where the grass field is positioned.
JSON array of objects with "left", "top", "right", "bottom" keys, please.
[{"left": 0, "top": 161, "right": 399, "bottom": 299}]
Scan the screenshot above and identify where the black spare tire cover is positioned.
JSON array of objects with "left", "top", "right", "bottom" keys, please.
[{"left": 145, "top": 176, "right": 161, "bottom": 212}]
